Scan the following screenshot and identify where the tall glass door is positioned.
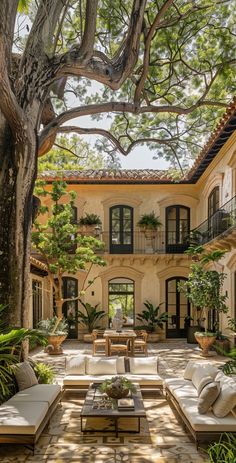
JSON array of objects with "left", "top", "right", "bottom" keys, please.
[
  {"left": 166, "top": 277, "right": 190, "bottom": 338},
  {"left": 110, "top": 205, "right": 133, "bottom": 254}
]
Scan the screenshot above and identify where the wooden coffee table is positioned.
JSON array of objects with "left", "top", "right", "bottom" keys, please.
[{"left": 80, "top": 383, "right": 146, "bottom": 437}]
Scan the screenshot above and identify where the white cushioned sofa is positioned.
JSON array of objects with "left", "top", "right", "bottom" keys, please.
[
  {"left": 164, "top": 361, "right": 236, "bottom": 446},
  {"left": 0, "top": 363, "right": 61, "bottom": 447},
  {"left": 63, "top": 355, "right": 163, "bottom": 392}
]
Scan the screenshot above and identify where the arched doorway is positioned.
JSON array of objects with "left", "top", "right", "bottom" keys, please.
[
  {"left": 166, "top": 277, "right": 190, "bottom": 338},
  {"left": 108, "top": 278, "right": 134, "bottom": 326}
]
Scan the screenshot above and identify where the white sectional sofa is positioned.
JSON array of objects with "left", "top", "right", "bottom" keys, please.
[
  {"left": 0, "top": 383, "right": 61, "bottom": 447},
  {"left": 63, "top": 355, "right": 163, "bottom": 393},
  {"left": 164, "top": 361, "right": 236, "bottom": 446}
]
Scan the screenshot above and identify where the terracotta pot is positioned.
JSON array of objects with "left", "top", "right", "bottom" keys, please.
[
  {"left": 45, "top": 334, "right": 67, "bottom": 355},
  {"left": 194, "top": 333, "right": 216, "bottom": 357}
]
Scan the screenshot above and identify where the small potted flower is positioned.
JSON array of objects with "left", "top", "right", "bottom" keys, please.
[{"left": 99, "top": 376, "right": 137, "bottom": 399}]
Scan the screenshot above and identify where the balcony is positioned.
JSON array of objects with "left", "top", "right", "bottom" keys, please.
[
  {"left": 99, "top": 231, "right": 189, "bottom": 255},
  {"left": 191, "top": 195, "right": 236, "bottom": 249}
]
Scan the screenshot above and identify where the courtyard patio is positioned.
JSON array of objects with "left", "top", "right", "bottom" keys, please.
[{"left": 0, "top": 339, "right": 227, "bottom": 463}]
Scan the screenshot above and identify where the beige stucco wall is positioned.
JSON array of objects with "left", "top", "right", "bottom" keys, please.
[{"left": 30, "top": 130, "right": 236, "bottom": 338}]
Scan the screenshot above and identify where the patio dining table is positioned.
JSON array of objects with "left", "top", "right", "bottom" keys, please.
[{"left": 103, "top": 329, "right": 137, "bottom": 356}]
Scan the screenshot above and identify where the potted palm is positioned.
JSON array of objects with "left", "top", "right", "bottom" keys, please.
[
  {"left": 135, "top": 301, "right": 168, "bottom": 342},
  {"left": 77, "top": 300, "right": 107, "bottom": 342},
  {"left": 179, "top": 246, "right": 229, "bottom": 356},
  {"left": 137, "top": 211, "right": 162, "bottom": 238},
  {"left": 78, "top": 213, "right": 102, "bottom": 236}
]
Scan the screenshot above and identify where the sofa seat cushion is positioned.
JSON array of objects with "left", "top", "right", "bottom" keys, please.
[
  {"left": 164, "top": 378, "right": 198, "bottom": 400},
  {"left": 0, "top": 400, "right": 48, "bottom": 435},
  {"left": 124, "top": 374, "right": 162, "bottom": 386},
  {"left": 10, "top": 384, "right": 61, "bottom": 406},
  {"left": 63, "top": 374, "right": 118, "bottom": 386},
  {"left": 177, "top": 397, "right": 236, "bottom": 432}
]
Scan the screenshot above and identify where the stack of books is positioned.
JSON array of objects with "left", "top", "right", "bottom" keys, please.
[{"left": 117, "top": 398, "right": 135, "bottom": 410}]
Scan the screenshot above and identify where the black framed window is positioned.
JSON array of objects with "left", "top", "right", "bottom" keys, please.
[
  {"left": 62, "top": 277, "right": 78, "bottom": 339},
  {"left": 166, "top": 277, "right": 190, "bottom": 338},
  {"left": 32, "top": 280, "right": 42, "bottom": 328},
  {"left": 208, "top": 187, "right": 219, "bottom": 219},
  {"left": 110, "top": 205, "right": 133, "bottom": 254},
  {"left": 108, "top": 278, "right": 134, "bottom": 326},
  {"left": 166, "top": 205, "right": 190, "bottom": 253}
]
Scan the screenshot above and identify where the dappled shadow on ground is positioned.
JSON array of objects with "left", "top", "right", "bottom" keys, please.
[{"left": 0, "top": 339, "right": 224, "bottom": 462}]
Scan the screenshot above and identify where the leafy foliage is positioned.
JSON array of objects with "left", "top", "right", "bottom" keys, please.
[
  {"left": 99, "top": 376, "right": 137, "bottom": 395},
  {"left": 77, "top": 300, "right": 106, "bottom": 333},
  {"left": 220, "top": 348, "right": 236, "bottom": 376},
  {"left": 79, "top": 213, "right": 102, "bottom": 226},
  {"left": 207, "top": 433, "right": 236, "bottom": 463},
  {"left": 33, "top": 362, "right": 55, "bottom": 384},
  {"left": 38, "top": 317, "right": 68, "bottom": 336},
  {"left": 32, "top": 180, "right": 106, "bottom": 317},
  {"left": 137, "top": 212, "right": 162, "bottom": 230},
  {"left": 179, "top": 248, "right": 229, "bottom": 333},
  {"left": 136, "top": 301, "right": 168, "bottom": 332}
]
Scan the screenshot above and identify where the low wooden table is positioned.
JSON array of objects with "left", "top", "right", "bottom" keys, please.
[{"left": 80, "top": 384, "right": 146, "bottom": 437}]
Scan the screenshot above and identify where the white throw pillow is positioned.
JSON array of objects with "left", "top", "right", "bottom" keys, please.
[
  {"left": 129, "top": 356, "right": 158, "bottom": 375},
  {"left": 66, "top": 355, "right": 86, "bottom": 375},
  {"left": 192, "top": 364, "right": 218, "bottom": 391},
  {"left": 183, "top": 361, "right": 202, "bottom": 380},
  {"left": 212, "top": 375, "right": 236, "bottom": 417},
  {"left": 116, "top": 357, "right": 126, "bottom": 374},
  {"left": 86, "top": 357, "right": 117, "bottom": 375}
]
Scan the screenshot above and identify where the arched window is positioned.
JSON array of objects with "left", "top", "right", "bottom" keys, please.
[
  {"left": 62, "top": 277, "right": 78, "bottom": 339},
  {"left": 166, "top": 205, "right": 190, "bottom": 253},
  {"left": 110, "top": 205, "right": 133, "bottom": 253},
  {"left": 108, "top": 278, "right": 134, "bottom": 326}
]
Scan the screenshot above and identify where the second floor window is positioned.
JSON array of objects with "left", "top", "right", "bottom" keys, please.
[
  {"left": 208, "top": 186, "right": 219, "bottom": 219},
  {"left": 110, "top": 205, "right": 133, "bottom": 254},
  {"left": 166, "top": 205, "right": 190, "bottom": 253}
]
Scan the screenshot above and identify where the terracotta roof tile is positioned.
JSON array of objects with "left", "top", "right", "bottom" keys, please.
[{"left": 41, "top": 169, "right": 173, "bottom": 183}]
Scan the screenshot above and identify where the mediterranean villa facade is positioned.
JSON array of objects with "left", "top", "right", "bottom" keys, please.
[{"left": 30, "top": 99, "right": 236, "bottom": 341}]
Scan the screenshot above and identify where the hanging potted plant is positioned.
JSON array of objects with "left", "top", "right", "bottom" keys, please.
[
  {"left": 179, "top": 246, "right": 229, "bottom": 356},
  {"left": 78, "top": 213, "right": 102, "bottom": 237}
]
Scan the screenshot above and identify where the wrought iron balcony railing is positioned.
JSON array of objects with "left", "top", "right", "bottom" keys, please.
[
  {"left": 97, "top": 231, "right": 189, "bottom": 255},
  {"left": 191, "top": 194, "right": 236, "bottom": 245}
]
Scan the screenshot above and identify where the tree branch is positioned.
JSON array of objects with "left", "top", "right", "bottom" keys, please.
[
  {"left": 38, "top": 98, "right": 227, "bottom": 156},
  {"left": 134, "top": 0, "right": 174, "bottom": 103}
]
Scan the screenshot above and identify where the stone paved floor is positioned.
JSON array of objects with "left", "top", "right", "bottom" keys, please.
[{"left": 0, "top": 340, "right": 227, "bottom": 463}]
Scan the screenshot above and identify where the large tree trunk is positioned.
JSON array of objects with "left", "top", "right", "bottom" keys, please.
[{"left": 0, "top": 113, "right": 37, "bottom": 327}]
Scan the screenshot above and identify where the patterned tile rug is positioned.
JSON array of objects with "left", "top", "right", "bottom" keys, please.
[{"left": 0, "top": 394, "right": 208, "bottom": 463}]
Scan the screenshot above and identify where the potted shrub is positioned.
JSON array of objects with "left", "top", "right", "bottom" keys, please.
[
  {"left": 99, "top": 376, "right": 137, "bottom": 399},
  {"left": 137, "top": 211, "right": 162, "bottom": 239},
  {"left": 135, "top": 301, "right": 168, "bottom": 342},
  {"left": 77, "top": 300, "right": 107, "bottom": 342},
  {"left": 179, "top": 246, "right": 229, "bottom": 356},
  {"left": 38, "top": 316, "right": 68, "bottom": 355},
  {"left": 79, "top": 213, "right": 102, "bottom": 236},
  {"left": 32, "top": 181, "right": 105, "bottom": 352}
]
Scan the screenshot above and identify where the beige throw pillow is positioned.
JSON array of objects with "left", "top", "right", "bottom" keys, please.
[
  {"left": 198, "top": 381, "right": 220, "bottom": 414},
  {"left": 196, "top": 375, "right": 213, "bottom": 396},
  {"left": 212, "top": 379, "right": 236, "bottom": 418},
  {"left": 86, "top": 357, "right": 117, "bottom": 375},
  {"left": 14, "top": 361, "right": 38, "bottom": 391},
  {"left": 66, "top": 355, "right": 86, "bottom": 375},
  {"left": 129, "top": 356, "right": 158, "bottom": 374},
  {"left": 192, "top": 364, "right": 218, "bottom": 391}
]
